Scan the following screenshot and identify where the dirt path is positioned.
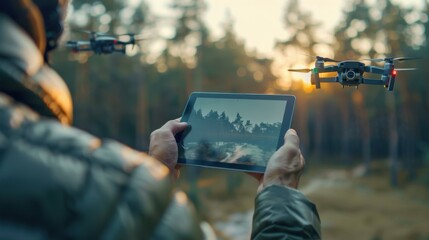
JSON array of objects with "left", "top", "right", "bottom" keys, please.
[{"left": 200, "top": 166, "right": 429, "bottom": 240}]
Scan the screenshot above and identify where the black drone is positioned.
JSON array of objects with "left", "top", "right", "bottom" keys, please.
[
  {"left": 289, "top": 56, "right": 419, "bottom": 91},
  {"left": 66, "top": 31, "right": 144, "bottom": 55}
]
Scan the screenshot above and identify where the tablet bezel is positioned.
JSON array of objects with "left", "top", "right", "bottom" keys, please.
[{"left": 177, "top": 92, "right": 295, "bottom": 173}]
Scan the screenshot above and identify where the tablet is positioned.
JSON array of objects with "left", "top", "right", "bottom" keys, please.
[{"left": 177, "top": 92, "right": 295, "bottom": 173}]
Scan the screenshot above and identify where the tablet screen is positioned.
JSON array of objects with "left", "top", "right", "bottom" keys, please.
[{"left": 177, "top": 92, "right": 295, "bottom": 173}]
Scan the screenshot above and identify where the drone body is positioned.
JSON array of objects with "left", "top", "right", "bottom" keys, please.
[
  {"left": 289, "top": 56, "right": 417, "bottom": 91},
  {"left": 67, "top": 32, "right": 142, "bottom": 55}
]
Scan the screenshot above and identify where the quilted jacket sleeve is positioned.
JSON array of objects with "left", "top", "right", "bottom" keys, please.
[
  {"left": 251, "top": 185, "right": 321, "bottom": 240},
  {"left": 0, "top": 94, "right": 202, "bottom": 239}
]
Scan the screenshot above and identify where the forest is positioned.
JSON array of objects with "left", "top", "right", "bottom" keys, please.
[
  {"left": 185, "top": 109, "right": 282, "bottom": 145},
  {"left": 181, "top": 109, "right": 282, "bottom": 165},
  {"left": 52, "top": 0, "right": 429, "bottom": 186},
  {"left": 50, "top": 0, "right": 429, "bottom": 239}
]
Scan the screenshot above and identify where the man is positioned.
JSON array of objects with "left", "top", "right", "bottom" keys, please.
[{"left": 0, "top": 0, "right": 321, "bottom": 239}]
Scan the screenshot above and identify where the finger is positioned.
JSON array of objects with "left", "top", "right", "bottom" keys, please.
[
  {"left": 162, "top": 120, "right": 188, "bottom": 135},
  {"left": 246, "top": 172, "right": 264, "bottom": 182},
  {"left": 284, "top": 128, "right": 300, "bottom": 146},
  {"left": 174, "top": 169, "right": 181, "bottom": 180},
  {"left": 171, "top": 122, "right": 188, "bottom": 135}
]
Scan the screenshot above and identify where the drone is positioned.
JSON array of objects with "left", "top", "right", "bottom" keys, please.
[
  {"left": 66, "top": 31, "right": 144, "bottom": 55},
  {"left": 289, "top": 56, "right": 419, "bottom": 91}
]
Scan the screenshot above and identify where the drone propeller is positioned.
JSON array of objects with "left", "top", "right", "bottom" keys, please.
[
  {"left": 395, "top": 68, "right": 417, "bottom": 71},
  {"left": 81, "top": 30, "right": 101, "bottom": 35},
  {"left": 288, "top": 68, "right": 312, "bottom": 73},
  {"left": 116, "top": 34, "right": 145, "bottom": 49},
  {"left": 118, "top": 32, "right": 143, "bottom": 36},
  {"left": 81, "top": 30, "right": 119, "bottom": 39},
  {"left": 116, "top": 33, "right": 144, "bottom": 38},
  {"left": 133, "top": 35, "right": 146, "bottom": 41},
  {"left": 117, "top": 33, "right": 145, "bottom": 40},
  {"left": 81, "top": 30, "right": 96, "bottom": 34},
  {"left": 297, "top": 53, "right": 340, "bottom": 63},
  {"left": 392, "top": 57, "right": 421, "bottom": 62},
  {"left": 364, "top": 57, "right": 421, "bottom": 62},
  {"left": 316, "top": 56, "right": 340, "bottom": 62}
]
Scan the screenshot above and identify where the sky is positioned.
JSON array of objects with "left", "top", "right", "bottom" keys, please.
[
  {"left": 138, "top": 0, "right": 425, "bottom": 90},
  {"left": 148, "top": 0, "right": 423, "bottom": 57},
  {"left": 149, "top": 0, "right": 346, "bottom": 57}
]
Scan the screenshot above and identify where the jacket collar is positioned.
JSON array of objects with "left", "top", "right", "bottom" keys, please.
[{"left": 0, "top": 14, "right": 44, "bottom": 76}]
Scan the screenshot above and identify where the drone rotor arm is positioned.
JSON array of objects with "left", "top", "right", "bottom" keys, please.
[
  {"left": 67, "top": 40, "right": 90, "bottom": 46},
  {"left": 362, "top": 78, "right": 386, "bottom": 85},
  {"left": 112, "top": 47, "right": 126, "bottom": 54},
  {"left": 320, "top": 65, "right": 338, "bottom": 73},
  {"left": 364, "top": 66, "right": 384, "bottom": 75},
  {"left": 66, "top": 40, "right": 93, "bottom": 52},
  {"left": 318, "top": 77, "right": 338, "bottom": 83},
  {"left": 66, "top": 41, "right": 77, "bottom": 47},
  {"left": 75, "top": 47, "right": 93, "bottom": 52}
]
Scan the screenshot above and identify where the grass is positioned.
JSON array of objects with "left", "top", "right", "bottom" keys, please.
[
  {"left": 177, "top": 161, "right": 429, "bottom": 240},
  {"left": 305, "top": 163, "right": 429, "bottom": 240}
]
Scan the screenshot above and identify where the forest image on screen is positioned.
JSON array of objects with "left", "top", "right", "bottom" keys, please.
[{"left": 181, "top": 98, "right": 287, "bottom": 166}]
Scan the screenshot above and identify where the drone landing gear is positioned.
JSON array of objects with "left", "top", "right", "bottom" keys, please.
[
  {"left": 314, "top": 73, "right": 321, "bottom": 89},
  {"left": 387, "top": 76, "right": 396, "bottom": 91}
]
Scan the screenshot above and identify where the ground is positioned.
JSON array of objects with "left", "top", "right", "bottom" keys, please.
[{"left": 178, "top": 161, "right": 429, "bottom": 240}]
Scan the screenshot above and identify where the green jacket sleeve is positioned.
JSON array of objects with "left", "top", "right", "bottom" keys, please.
[{"left": 251, "top": 185, "right": 321, "bottom": 240}]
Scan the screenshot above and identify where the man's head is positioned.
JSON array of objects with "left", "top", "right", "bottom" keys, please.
[
  {"left": 32, "top": 0, "right": 69, "bottom": 59},
  {"left": 0, "top": 0, "right": 69, "bottom": 61},
  {"left": 0, "top": 0, "right": 73, "bottom": 125}
]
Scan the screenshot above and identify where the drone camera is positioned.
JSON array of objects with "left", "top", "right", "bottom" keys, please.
[{"left": 345, "top": 70, "right": 356, "bottom": 80}]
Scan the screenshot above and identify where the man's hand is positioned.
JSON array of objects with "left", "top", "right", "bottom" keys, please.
[
  {"left": 258, "top": 129, "right": 305, "bottom": 192},
  {"left": 149, "top": 119, "right": 188, "bottom": 180}
]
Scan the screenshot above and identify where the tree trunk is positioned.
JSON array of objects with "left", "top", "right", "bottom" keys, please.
[
  {"left": 340, "top": 91, "right": 351, "bottom": 164},
  {"left": 398, "top": 85, "right": 417, "bottom": 182},
  {"left": 75, "top": 61, "right": 90, "bottom": 127},
  {"left": 135, "top": 68, "right": 150, "bottom": 151},
  {"left": 294, "top": 93, "right": 310, "bottom": 158},
  {"left": 386, "top": 93, "right": 399, "bottom": 187},
  {"left": 353, "top": 91, "right": 371, "bottom": 174},
  {"left": 314, "top": 95, "right": 323, "bottom": 162}
]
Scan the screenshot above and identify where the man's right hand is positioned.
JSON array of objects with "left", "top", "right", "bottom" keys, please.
[
  {"left": 149, "top": 119, "right": 187, "bottom": 180},
  {"left": 259, "top": 129, "right": 305, "bottom": 191}
]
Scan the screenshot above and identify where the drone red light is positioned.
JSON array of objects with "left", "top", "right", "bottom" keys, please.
[{"left": 392, "top": 69, "right": 397, "bottom": 76}]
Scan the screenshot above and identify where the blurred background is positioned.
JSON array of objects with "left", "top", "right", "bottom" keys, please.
[{"left": 51, "top": 0, "right": 429, "bottom": 239}]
